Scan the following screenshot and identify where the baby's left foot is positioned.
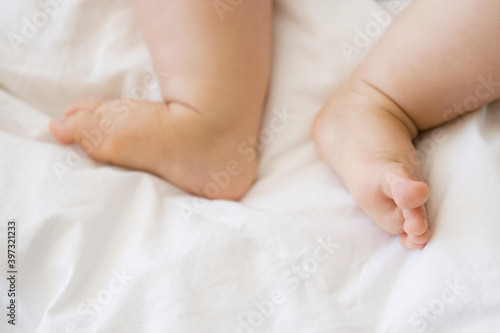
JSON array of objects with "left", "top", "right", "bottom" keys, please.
[
  {"left": 49, "top": 99, "right": 259, "bottom": 200},
  {"left": 312, "top": 80, "right": 431, "bottom": 249}
]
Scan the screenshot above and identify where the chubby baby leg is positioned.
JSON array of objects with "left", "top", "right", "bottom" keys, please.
[
  {"left": 313, "top": 0, "right": 500, "bottom": 249},
  {"left": 50, "top": 0, "right": 273, "bottom": 200}
]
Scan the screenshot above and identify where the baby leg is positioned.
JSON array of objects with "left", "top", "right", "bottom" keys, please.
[
  {"left": 50, "top": 0, "right": 272, "bottom": 200},
  {"left": 313, "top": 0, "right": 500, "bottom": 249}
]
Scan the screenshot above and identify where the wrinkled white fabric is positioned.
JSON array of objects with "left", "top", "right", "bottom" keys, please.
[{"left": 1, "top": 0, "right": 499, "bottom": 332}]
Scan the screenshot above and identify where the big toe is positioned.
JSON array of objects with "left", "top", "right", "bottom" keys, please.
[
  {"left": 49, "top": 109, "right": 97, "bottom": 145},
  {"left": 385, "top": 168, "right": 429, "bottom": 209}
]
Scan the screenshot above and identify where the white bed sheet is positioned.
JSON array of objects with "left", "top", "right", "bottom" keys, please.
[{"left": 1, "top": 0, "right": 500, "bottom": 332}]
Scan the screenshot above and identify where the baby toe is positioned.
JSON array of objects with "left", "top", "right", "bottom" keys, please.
[
  {"left": 400, "top": 233, "right": 426, "bottom": 250},
  {"left": 403, "top": 207, "right": 428, "bottom": 236},
  {"left": 407, "top": 229, "right": 431, "bottom": 245},
  {"left": 384, "top": 166, "right": 429, "bottom": 209},
  {"left": 50, "top": 110, "right": 100, "bottom": 150},
  {"left": 377, "top": 204, "right": 405, "bottom": 235}
]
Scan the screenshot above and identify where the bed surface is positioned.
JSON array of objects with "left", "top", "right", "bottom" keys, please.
[{"left": 1, "top": 0, "right": 500, "bottom": 332}]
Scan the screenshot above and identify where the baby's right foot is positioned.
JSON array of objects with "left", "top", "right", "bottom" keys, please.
[
  {"left": 50, "top": 99, "right": 260, "bottom": 200},
  {"left": 312, "top": 79, "right": 430, "bottom": 250}
]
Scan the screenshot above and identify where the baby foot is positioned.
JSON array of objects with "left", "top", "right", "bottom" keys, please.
[
  {"left": 312, "top": 80, "right": 430, "bottom": 250},
  {"left": 49, "top": 100, "right": 259, "bottom": 200}
]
